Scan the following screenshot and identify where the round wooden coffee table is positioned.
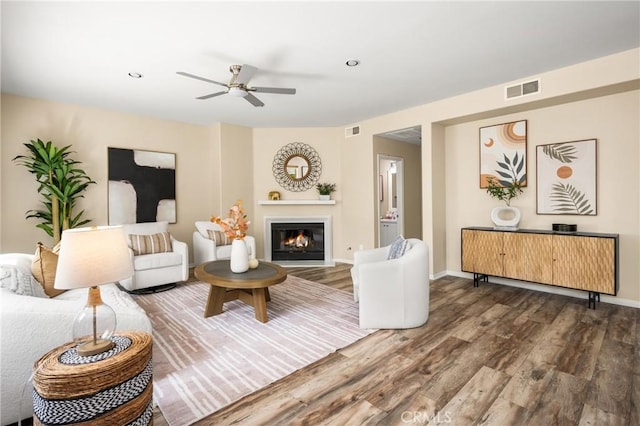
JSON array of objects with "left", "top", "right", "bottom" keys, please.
[{"left": 194, "top": 260, "right": 287, "bottom": 323}]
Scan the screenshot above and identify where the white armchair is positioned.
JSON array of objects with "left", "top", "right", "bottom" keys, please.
[
  {"left": 120, "top": 221, "right": 189, "bottom": 292},
  {"left": 192, "top": 221, "right": 256, "bottom": 266},
  {"left": 351, "top": 238, "right": 430, "bottom": 329}
]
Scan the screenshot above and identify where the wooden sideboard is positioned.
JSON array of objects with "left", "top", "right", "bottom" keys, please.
[{"left": 461, "top": 227, "right": 619, "bottom": 309}]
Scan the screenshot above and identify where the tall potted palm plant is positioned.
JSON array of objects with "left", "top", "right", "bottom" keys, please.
[{"left": 13, "top": 139, "right": 96, "bottom": 243}]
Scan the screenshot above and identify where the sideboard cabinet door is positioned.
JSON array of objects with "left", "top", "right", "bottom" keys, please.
[
  {"left": 461, "top": 229, "right": 504, "bottom": 276},
  {"left": 503, "top": 232, "right": 553, "bottom": 283},
  {"left": 552, "top": 235, "right": 616, "bottom": 294}
]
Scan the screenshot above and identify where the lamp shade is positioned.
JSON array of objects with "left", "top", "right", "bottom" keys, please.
[{"left": 54, "top": 226, "right": 133, "bottom": 290}]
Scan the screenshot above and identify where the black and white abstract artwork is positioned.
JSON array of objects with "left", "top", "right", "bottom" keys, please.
[{"left": 108, "top": 147, "right": 176, "bottom": 225}]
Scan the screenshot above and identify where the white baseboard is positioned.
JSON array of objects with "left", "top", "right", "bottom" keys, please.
[
  {"left": 431, "top": 270, "right": 448, "bottom": 281},
  {"left": 446, "top": 270, "right": 640, "bottom": 309}
]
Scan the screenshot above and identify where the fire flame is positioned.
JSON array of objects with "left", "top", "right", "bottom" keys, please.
[{"left": 285, "top": 232, "right": 310, "bottom": 248}]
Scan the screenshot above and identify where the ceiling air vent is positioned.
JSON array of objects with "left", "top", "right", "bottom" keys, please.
[
  {"left": 345, "top": 125, "right": 361, "bottom": 138},
  {"left": 505, "top": 79, "right": 540, "bottom": 100}
]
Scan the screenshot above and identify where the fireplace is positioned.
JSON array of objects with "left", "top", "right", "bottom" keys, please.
[
  {"left": 271, "top": 223, "right": 324, "bottom": 261},
  {"left": 264, "top": 216, "right": 333, "bottom": 266}
]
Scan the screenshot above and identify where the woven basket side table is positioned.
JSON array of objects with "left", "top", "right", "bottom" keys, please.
[{"left": 32, "top": 331, "right": 153, "bottom": 426}]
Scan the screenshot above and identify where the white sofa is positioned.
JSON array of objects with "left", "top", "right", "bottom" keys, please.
[
  {"left": 120, "top": 221, "right": 189, "bottom": 291},
  {"left": 192, "top": 221, "right": 256, "bottom": 266},
  {"left": 0, "top": 253, "right": 152, "bottom": 426},
  {"left": 351, "top": 238, "right": 430, "bottom": 329}
]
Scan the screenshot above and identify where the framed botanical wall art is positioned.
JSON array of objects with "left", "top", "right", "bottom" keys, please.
[
  {"left": 108, "top": 147, "right": 176, "bottom": 225},
  {"left": 479, "top": 120, "right": 527, "bottom": 188},
  {"left": 536, "top": 139, "right": 597, "bottom": 215}
]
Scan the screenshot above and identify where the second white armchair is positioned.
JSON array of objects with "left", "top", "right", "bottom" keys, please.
[
  {"left": 192, "top": 221, "right": 256, "bottom": 266},
  {"left": 351, "top": 238, "right": 430, "bottom": 329}
]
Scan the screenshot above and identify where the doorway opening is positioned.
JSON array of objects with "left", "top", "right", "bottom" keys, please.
[
  {"left": 377, "top": 155, "right": 404, "bottom": 247},
  {"left": 374, "top": 125, "right": 422, "bottom": 247}
]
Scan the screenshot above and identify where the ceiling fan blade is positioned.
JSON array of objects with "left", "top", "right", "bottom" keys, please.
[
  {"left": 196, "top": 91, "right": 228, "bottom": 100},
  {"left": 252, "top": 87, "right": 296, "bottom": 95},
  {"left": 177, "top": 71, "right": 227, "bottom": 87},
  {"left": 236, "top": 65, "right": 257, "bottom": 85},
  {"left": 244, "top": 92, "right": 264, "bottom": 107}
]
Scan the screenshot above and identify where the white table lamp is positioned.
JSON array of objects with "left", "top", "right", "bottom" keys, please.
[{"left": 55, "top": 226, "right": 133, "bottom": 356}]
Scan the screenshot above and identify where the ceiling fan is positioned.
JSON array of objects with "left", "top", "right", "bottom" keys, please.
[{"left": 177, "top": 65, "right": 296, "bottom": 107}]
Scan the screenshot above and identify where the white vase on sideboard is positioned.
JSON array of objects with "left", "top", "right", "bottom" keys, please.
[{"left": 491, "top": 206, "right": 521, "bottom": 231}]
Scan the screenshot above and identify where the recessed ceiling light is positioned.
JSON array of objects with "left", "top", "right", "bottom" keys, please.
[
  {"left": 345, "top": 59, "right": 360, "bottom": 67},
  {"left": 128, "top": 72, "right": 143, "bottom": 78}
]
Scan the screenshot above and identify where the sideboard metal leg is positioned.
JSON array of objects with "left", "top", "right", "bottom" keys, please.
[
  {"left": 588, "top": 291, "right": 601, "bottom": 309},
  {"left": 472, "top": 273, "right": 488, "bottom": 287}
]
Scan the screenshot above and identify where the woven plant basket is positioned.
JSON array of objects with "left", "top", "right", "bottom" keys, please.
[{"left": 33, "top": 331, "right": 153, "bottom": 426}]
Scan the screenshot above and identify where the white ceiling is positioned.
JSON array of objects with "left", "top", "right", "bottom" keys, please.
[{"left": 2, "top": 1, "right": 639, "bottom": 129}]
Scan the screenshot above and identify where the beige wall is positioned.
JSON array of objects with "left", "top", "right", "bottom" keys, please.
[
  {"left": 218, "top": 123, "right": 254, "bottom": 221},
  {"left": 339, "top": 48, "right": 639, "bottom": 305},
  {"left": 0, "top": 94, "right": 217, "bottom": 258},
  {"left": 429, "top": 123, "right": 447, "bottom": 275},
  {"left": 2, "top": 48, "right": 638, "bottom": 306},
  {"left": 444, "top": 90, "right": 639, "bottom": 302},
  {"left": 251, "top": 127, "right": 343, "bottom": 259}
]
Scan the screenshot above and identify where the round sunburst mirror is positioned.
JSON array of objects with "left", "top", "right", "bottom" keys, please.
[{"left": 272, "top": 142, "right": 322, "bottom": 192}]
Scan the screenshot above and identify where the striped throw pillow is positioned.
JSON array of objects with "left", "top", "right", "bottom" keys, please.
[
  {"left": 129, "top": 232, "right": 173, "bottom": 255},
  {"left": 207, "top": 229, "right": 231, "bottom": 246}
]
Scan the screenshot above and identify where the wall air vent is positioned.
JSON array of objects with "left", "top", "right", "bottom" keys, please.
[
  {"left": 505, "top": 79, "right": 540, "bottom": 100},
  {"left": 345, "top": 125, "right": 361, "bottom": 138}
]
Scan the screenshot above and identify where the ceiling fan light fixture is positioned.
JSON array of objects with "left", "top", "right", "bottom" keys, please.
[
  {"left": 228, "top": 87, "right": 248, "bottom": 98},
  {"left": 177, "top": 64, "right": 295, "bottom": 107}
]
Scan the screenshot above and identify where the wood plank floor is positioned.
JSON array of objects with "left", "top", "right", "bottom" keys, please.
[{"left": 153, "top": 264, "right": 639, "bottom": 426}]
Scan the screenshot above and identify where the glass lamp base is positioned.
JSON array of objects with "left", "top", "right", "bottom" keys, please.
[
  {"left": 73, "top": 286, "right": 118, "bottom": 356},
  {"left": 77, "top": 338, "right": 115, "bottom": 357}
]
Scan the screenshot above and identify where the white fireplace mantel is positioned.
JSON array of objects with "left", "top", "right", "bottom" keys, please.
[
  {"left": 264, "top": 216, "right": 334, "bottom": 267},
  {"left": 258, "top": 200, "right": 336, "bottom": 205}
]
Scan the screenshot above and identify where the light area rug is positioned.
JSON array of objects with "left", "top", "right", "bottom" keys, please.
[{"left": 131, "top": 276, "right": 372, "bottom": 426}]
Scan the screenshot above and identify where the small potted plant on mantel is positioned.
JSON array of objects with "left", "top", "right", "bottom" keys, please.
[
  {"left": 485, "top": 176, "right": 523, "bottom": 230},
  {"left": 316, "top": 182, "right": 336, "bottom": 200}
]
